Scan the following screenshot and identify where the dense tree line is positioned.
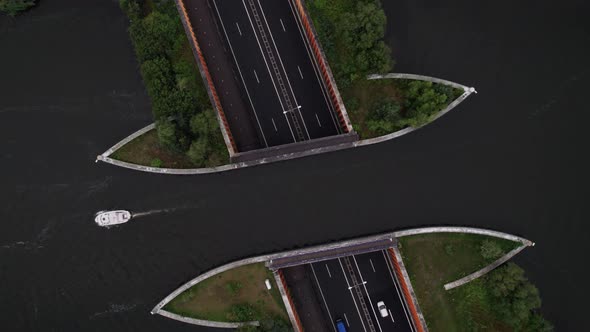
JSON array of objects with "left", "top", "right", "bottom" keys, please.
[
  {"left": 120, "top": 0, "right": 227, "bottom": 167},
  {"left": 486, "top": 263, "right": 553, "bottom": 331},
  {"left": 307, "top": 0, "right": 392, "bottom": 87},
  {"left": 365, "top": 80, "right": 461, "bottom": 135},
  {"left": 0, "top": 0, "right": 35, "bottom": 16}
]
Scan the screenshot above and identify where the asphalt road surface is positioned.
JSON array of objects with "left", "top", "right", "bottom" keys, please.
[
  {"left": 211, "top": 0, "right": 340, "bottom": 146},
  {"left": 1, "top": 0, "right": 589, "bottom": 330},
  {"left": 311, "top": 251, "right": 412, "bottom": 332}
]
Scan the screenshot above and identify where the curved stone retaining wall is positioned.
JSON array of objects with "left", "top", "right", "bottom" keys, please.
[
  {"left": 98, "top": 73, "right": 475, "bottom": 174},
  {"left": 100, "top": 123, "right": 155, "bottom": 158},
  {"left": 394, "top": 226, "right": 534, "bottom": 291},
  {"left": 443, "top": 245, "right": 527, "bottom": 290},
  {"left": 158, "top": 310, "right": 258, "bottom": 328},
  {"left": 393, "top": 226, "right": 534, "bottom": 246},
  {"left": 152, "top": 226, "right": 529, "bottom": 329}
]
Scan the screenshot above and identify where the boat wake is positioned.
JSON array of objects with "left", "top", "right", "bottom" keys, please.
[{"left": 132, "top": 208, "right": 175, "bottom": 218}]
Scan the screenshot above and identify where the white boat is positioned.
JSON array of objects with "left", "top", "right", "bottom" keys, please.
[{"left": 95, "top": 210, "right": 131, "bottom": 227}]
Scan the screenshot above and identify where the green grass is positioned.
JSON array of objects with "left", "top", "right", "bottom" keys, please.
[
  {"left": 164, "top": 263, "right": 288, "bottom": 323},
  {"left": 399, "top": 233, "right": 520, "bottom": 331},
  {"left": 110, "top": 129, "right": 196, "bottom": 169}
]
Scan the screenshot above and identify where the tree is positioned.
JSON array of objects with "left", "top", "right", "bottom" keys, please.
[
  {"left": 366, "top": 99, "right": 402, "bottom": 135},
  {"left": 525, "top": 313, "right": 554, "bottom": 332},
  {"left": 487, "top": 263, "right": 545, "bottom": 329},
  {"left": 156, "top": 119, "right": 178, "bottom": 150},
  {"left": 401, "top": 81, "right": 449, "bottom": 127},
  {"left": 334, "top": 1, "right": 392, "bottom": 84},
  {"left": 140, "top": 57, "right": 175, "bottom": 99},
  {"left": 480, "top": 239, "right": 503, "bottom": 259},
  {"left": 119, "top": 0, "right": 140, "bottom": 20},
  {"left": 186, "top": 138, "right": 209, "bottom": 167},
  {"left": 0, "top": 0, "right": 35, "bottom": 16}
]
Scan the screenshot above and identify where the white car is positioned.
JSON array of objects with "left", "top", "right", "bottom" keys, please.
[{"left": 377, "top": 301, "right": 388, "bottom": 317}]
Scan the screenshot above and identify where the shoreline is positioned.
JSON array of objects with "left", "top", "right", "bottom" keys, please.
[{"left": 97, "top": 73, "right": 476, "bottom": 175}]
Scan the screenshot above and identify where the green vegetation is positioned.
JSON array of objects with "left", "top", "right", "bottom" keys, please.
[
  {"left": 306, "top": 0, "right": 392, "bottom": 88},
  {"left": 165, "top": 263, "right": 290, "bottom": 331},
  {"left": 306, "top": 0, "right": 463, "bottom": 138},
  {"left": 110, "top": 129, "right": 196, "bottom": 169},
  {"left": 118, "top": 0, "right": 228, "bottom": 168},
  {"left": 0, "top": 0, "right": 35, "bottom": 16},
  {"left": 399, "top": 233, "right": 552, "bottom": 331},
  {"left": 343, "top": 79, "right": 463, "bottom": 138}
]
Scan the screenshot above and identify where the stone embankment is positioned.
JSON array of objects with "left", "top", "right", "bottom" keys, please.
[
  {"left": 97, "top": 73, "right": 476, "bottom": 175},
  {"left": 152, "top": 226, "right": 530, "bottom": 329}
]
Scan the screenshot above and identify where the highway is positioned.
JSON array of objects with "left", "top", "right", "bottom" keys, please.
[
  {"left": 211, "top": 0, "right": 341, "bottom": 147},
  {"left": 311, "top": 251, "right": 413, "bottom": 332}
]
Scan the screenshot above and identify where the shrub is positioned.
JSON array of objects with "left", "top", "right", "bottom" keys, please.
[
  {"left": 156, "top": 119, "right": 178, "bottom": 150},
  {"left": 0, "top": 0, "right": 35, "bottom": 16},
  {"left": 186, "top": 138, "right": 209, "bottom": 167},
  {"left": 226, "top": 281, "right": 242, "bottom": 296},
  {"left": 480, "top": 240, "right": 503, "bottom": 260},
  {"left": 150, "top": 158, "right": 163, "bottom": 168},
  {"left": 486, "top": 263, "right": 547, "bottom": 330},
  {"left": 366, "top": 99, "right": 402, "bottom": 135},
  {"left": 230, "top": 303, "right": 258, "bottom": 321}
]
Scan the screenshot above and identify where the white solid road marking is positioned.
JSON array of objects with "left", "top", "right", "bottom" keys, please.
[
  {"left": 242, "top": 0, "right": 296, "bottom": 142},
  {"left": 286, "top": 0, "right": 340, "bottom": 133},
  {"left": 236, "top": 22, "right": 242, "bottom": 36},
  {"left": 353, "top": 255, "right": 384, "bottom": 332},
  {"left": 315, "top": 113, "right": 322, "bottom": 127},
  {"left": 256, "top": 0, "right": 311, "bottom": 139},
  {"left": 344, "top": 313, "right": 350, "bottom": 327},
  {"left": 297, "top": 65, "right": 304, "bottom": 79},
  {"left": 271, "top": 118, "right": 278, "bottom": 131},
  {"left": 280, "top": 18, "right": 286, "bottom": 31},
  {"left": 338, "top": 258, "right": 368, "bottom": 332},
  {"left": 381, "top": 251, "right": 415, "bottom": 332},
  {"left": 254, "top": 69, "right": 260, "bottom": 83},
  {"left": 325, "top": 264, "right": 332, "bottom": 278},
  {"left": 212, "top": 0, "right": 269, "bottom": 147},
  {"left": 388, "top": 309, "right": 395, "bottom": 323},
  {"left": 370, "top": 259, "right": 376, "bottom": 272},
  {"left": 311, "top": 264, "right": 338, "bottom": 332}
]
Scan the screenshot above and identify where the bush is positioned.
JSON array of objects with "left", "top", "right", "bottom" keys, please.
[
  {"left": 480, "top": 240, "right": 503, "bottom": 260},
  {"left": 226, "top": 281, "right": 243, "bottom": 296},
  {"left": 0, "top": 0, "right": 35, "bottom": 16},
  {"left": 186, "top": 138, "right": 209, "bottom": 167},
  {"left": 399, "top": 81, "right": 450, "bottom": 127},
  {"left": 156, "top": 119, "right": 178, "bottom": 150},
  {"left": 230, "top": 304, "right": 259, "bottom": 321},
  {"left": 366, "top": 99, "right": 402, "bottom": 135},
  {"left": 486, "top": 263, "right": 549, "bottom": 330},
  {"left": 150, "top": 158, "right": 163, "bottom": 168}
]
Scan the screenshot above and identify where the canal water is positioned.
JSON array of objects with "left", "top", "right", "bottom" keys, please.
[{"left": 1, "top": 0, "right": 588, "bottom": 330}]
